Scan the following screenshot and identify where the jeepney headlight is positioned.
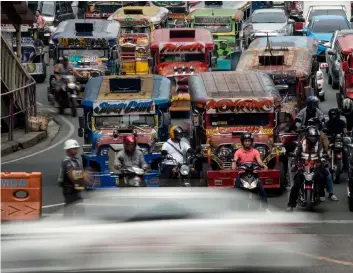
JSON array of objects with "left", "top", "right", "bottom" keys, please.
[
  {"left": 257, "top": 147, "right": 267, "bottom": 157},
  {"left": 101, "top": 149, "right": 108, "bottom": 156}
]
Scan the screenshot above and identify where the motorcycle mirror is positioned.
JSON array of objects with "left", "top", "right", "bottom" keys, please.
[
  {"left": 78, "top": 128, "right": 83, "bottom": 138},
  {"left": 292, "top": 141, "right": 298, "bottom": 147}
]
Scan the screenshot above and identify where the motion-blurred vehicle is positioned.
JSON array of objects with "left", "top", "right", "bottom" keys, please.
[
  {"left": 303, "top": 15, "right": 351, "bottom": 61},
  {"left": 348, "top": 143, "right": 353, "bottom": 211},
  {"left": 1, "top": 188, "right": 319, "bottom": 273}
]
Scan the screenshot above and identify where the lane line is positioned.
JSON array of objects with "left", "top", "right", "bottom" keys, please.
[
  {"left": 42, "top": 203, "right": 65, "bottom": 208},
  {"left": 290, "top": 250, "right": 353, "bottom": 267},
  {"left": 1, "top": 108, "right": 75, "bottom": 165}
]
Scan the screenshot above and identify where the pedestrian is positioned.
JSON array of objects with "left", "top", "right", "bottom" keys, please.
[
  {"left": 35, "top": 10, "right": 46, "bottom": 29},
  {"left": 58, "top": 139, "right": 91, "bottom": 216}
]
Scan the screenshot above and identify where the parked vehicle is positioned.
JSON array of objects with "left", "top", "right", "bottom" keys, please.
[
  {"left": 325, "top": 30, "right": 353, "bottom": 89},
  {"left": 303, "top": 15, "right": 351, "bottom": 61},
  {"left": 243, "top": 8, "right": 294, "bottom": 47},
  {"left": 188, "top": 8, "right": 244, "bottom": 70}
]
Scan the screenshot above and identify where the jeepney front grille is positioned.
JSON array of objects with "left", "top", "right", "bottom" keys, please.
[
  {"left": 222, "top": 162, "right": 232, "bottom": 170},
  {"left": 175, "top": 75, "right": 190, "bottom": 92}
]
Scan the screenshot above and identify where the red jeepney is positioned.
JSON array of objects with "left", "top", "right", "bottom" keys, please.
[
  {"left": 150, "top": 28, "right": 216, "bottom": 112},
  {"left": 337, "top": 34, "right": 353, "bottom": 102},
  {"left": 189, "top": 71, "right": 290, "bottom": 192}
]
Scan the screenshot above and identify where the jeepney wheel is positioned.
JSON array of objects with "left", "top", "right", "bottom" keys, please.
[
  {"left": 328, "top": 73, "right": 332, "bottom": 85},
  {"left": 200, "top": 162, "right": 208, "bottom": 187},
  {"left": 35, "top": 61, "right": 47, "bottom": 83}
]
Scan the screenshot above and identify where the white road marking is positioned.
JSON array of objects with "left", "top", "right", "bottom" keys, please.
[
  {"left": 42, "top": 203, "right": 65, "bottom": 208},
  {"left": 1, "top": 107, "right": 75, "bottom": 165}
]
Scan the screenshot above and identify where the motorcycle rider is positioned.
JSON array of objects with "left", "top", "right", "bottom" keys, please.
[
  {"left": 160, "top": 126, "right": 193, "bottom": 182},
  {"left": 115, "top": 135, "right": 148, "bottom": 171},
  {"left": 295, "top": 96, "right": 324, "bottom": 129},
  {"left": 341, "top": 98, "right": 353, "bottom": 131},
  {"left": 58, "top": 139, "right": 90, "bottom": 215},
  {"left": 231, "top": 132, "right": 268, "bottom": 206},
  {"left": 286, "top": 127, "right": 327, "bottom": 211}
]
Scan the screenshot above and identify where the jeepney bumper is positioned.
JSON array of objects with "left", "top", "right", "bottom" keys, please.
[{"left": 207, "top": 169, "right": 281, "bottom": 189}]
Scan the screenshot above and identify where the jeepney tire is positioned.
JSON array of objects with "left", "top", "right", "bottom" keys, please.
[
  {"left": 35, "top": 63, "right": 47, "bottom": 83},
  {"left": 201, "top": 162, "right": 208, "bottom": 187},
  {"left": 71, "top": 98, "right": 77, "bottom": 117},
  {"left": 328, "top": 73, "right": 332, "bottom": 85}
]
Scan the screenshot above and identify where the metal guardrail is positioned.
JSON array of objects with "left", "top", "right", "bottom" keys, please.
[{"left": 1, "top": 34, "right": 37, "bottom": 141}]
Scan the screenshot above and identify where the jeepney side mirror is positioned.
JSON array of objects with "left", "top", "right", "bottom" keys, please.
[
  {"left": 148, "top": 57, "right": 153, "bottom": 67},
  {"left": 78, "top": 128, "right": 84, "bottom": 138},
  {"left": 342, "top": 61, "right": 349, "bottom": 72},
  {"left": 163, "top": 112, "right": 170, "bottom": 126},
  {"left": 78, "top": 116, "right": 85, "bottom": 128},
  {"left": 275, "top": 84, "right": 289, "bottom": 90},
  {"left": 49, "top": 48, "right": 55, "bottom": 59},
  {"left": 112, "top": 50, "right": 118, "bottom": 60},
  {"left": 211, "top": 56, "right": 217, "bottom": 68},
  {"left": 327, "top": 49, "right": 335, "bottom": 56},
  {"left": 305, "top": 86, "right": 313, "bottom": 97}
]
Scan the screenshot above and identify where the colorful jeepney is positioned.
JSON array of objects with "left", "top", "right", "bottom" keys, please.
[
  {"left": 151, "top": 1, "right": 190, "bottom": 28},
  {"left": 189, "top": 71, "right": 289, "bottom": 191},
  {"left": 109, "top": 6, "right": 169, "bottom": 75},
  {"left": 78, "top": 75, "right": 171, "bottom": 185},
  {"left": 188, "top": 8, "right": 244, "bottom": 70},
  {"left": 284, "top": 1, "right": 305, "bottom": 35},
  {"left": 49, "top": 19, "right": 121, "bottom": 103},
  {"left": 236, "top": 36, "right": 320, "bottom": 111},
  {"left": 150, "top": 28, "right": 216, "bottom": 112},
  {"left": 84, "top": 1, "right": 123, "bottom": 19}
]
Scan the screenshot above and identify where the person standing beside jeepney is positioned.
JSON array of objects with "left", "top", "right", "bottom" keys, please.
[
  {"left": 36, "top": 10, "right": 46, "bottom": 29},
  {"left": 58, "top": 139, "right": 91, "bottom": 215}
]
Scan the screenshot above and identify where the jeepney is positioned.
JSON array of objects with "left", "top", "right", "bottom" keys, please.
[
  {"left": 150, "top": 28, "right": 216, "bottom": 113},
  {"left": 2, "top": 24, "right": 47, "bottom": 83},
  {"left": 109, "top": 6, "right": 169, "bottom": 75},
  {"left": 188, "top": 8, "right": 244, "bottom": 70},
  {"left": 78, "top": 74, "right": 172, "bottom": 185},
  {"left": 189, "top": 71, "right": 290, "bottom": 192},
  {"left": 48, "top": 19, "right": 120, "bottom": 103},
  {"left": 151, "top": 1, "right": 190, "bottom": 28},
  {"left": 84, "top": 1, "right": 123, "bottom": 19},
  {"left": 335, "top": 33, "right": 353, "bottom": 129},
  {"left": 236, "top": 36, "right": 320, "bottom": 110},
  {"left": 284, "top": 1, "right": 305, "bottom": 35}
]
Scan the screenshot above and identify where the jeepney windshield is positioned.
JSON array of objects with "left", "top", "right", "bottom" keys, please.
[
  {"left": 95, "top": 115, "right": 155, "bottom": 129},
  {"left": 60, "top": 49, "right": 108, "bottom": 63},
  {"left": 40, "top": 1, "right": 55, "bottom": 17},
  {"left": 194, "top": 23, "right": 232, "bottom": 33},
  {"left": 209, "top": 113, "right": 271, "bottom": 127},
  {"left": 160, "top": 53, "right": 205, "bottom": 63},
  {"left": 120, "top": 26, "right": 150, "bottom": 34}
]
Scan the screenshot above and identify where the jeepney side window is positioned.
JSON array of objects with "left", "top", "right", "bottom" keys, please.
[{"left": 55, "top": 2, "right": 60, "bottom": 15}]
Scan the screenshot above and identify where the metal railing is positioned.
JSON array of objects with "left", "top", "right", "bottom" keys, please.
[{"left": 1, "top": 34, "right": 37, "bottom": 141}]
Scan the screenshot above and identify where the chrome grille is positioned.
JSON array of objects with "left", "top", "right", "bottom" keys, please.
[{"left": 223, "top": 162, "right": 232, "bottom": 169}]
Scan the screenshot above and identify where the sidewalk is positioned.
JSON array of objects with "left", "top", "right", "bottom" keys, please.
[{"left": 1, "top": 113, "right": 60, "bottom": 157}]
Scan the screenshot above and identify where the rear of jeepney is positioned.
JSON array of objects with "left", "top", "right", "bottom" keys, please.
[
  {"left": 85, "top": 2, "right": 122, "bottom": 19},
  {"left": 118, "top": 28, "right": 151, "bottom": 75},
  {"left": 191, "top": 11, "right": 243, "bottom": 71},
  {"left": 202, "top": 97, "right": 282, "bottom": 190}
]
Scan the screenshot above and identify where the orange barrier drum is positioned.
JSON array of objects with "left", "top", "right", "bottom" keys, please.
[{"left": 1, "top": 172, "right": 42, "bottom": 221}]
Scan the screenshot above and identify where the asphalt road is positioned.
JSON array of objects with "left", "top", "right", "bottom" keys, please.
[{"left": 1, "top": 62, "right": 353, "bottom": 272}]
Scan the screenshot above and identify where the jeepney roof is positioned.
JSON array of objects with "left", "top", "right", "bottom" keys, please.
[
  {"left": 109, "top": 6, "right": 169, "bottom": 23},
  {"left": 189, "top": 71, "right": 281, "bottom": 103},
  {"left": 82, "top": 74, "right": 171, "bottom": 108},
  {"left": 248, "top": 36, "right": 319, "bottom": 56},
  {"left": 88, "top": 1, "right": 121, "bottom": 5},
  {"left": 337, "top": 33, "right": 353, "bottom": 55},
  {"left": 236, "top": 47, "right": 313, "bottom": 79},
  {"left": 52, "top": 19, "right": 120, "bottom": 40},
  {"left": 188, "top": 8, "right": 243, "bottom": 21},
  {"left": 151, "top": 28, "right": 214, "bottom": 45}
]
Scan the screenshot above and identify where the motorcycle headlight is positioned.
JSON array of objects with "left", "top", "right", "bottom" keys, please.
[
  {"left": 180, "top": 165, "right": 190, "bottom": 176},
  {"left": 67, "top": 82, "right": 76, "bottom": 89},
  {"left": 241, "top": 179, "right": 258, "bottom": 189},
  {"left": 304, "top": 172, "right": 315, "bottom": 181},
  {"left": 335, "top": 141, "right": 343, "bottom": 148},
  {"left": 128, "top": 177, "right": 141, "bottom": 187},
  {"left": 316, "top": 71, "right": 323, "bottom": 80}
]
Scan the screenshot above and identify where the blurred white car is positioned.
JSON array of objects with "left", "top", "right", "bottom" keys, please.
[
  {"left": 2, "top": 188, "right": 320, "bottom": 273},
  {"left": 316, "top": 70, "right": 325, "bottom": 101}
]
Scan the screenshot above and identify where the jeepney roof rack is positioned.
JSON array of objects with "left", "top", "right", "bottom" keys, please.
[
  {"left": 170, "top": 29, "right": 195, "bottom": 39},
  {"left": 75, "top": 23, "right": 94, "bottom": 36},
  {"left": 109, "top": 78, "right": 142, "bottom": 93},
  {"left": 259, "top": 33, "right": 286, "bottom": 66}
]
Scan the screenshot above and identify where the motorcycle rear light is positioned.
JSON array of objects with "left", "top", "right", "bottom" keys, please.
[
  {"left": 305, "top": 185, "right": 312, "bottom": 189},
  {"left": 336, "top": 153, "right": 342, "bottom": 159},
  {"left": 238, "top": 170, "right": 245, "bottom": 174}
]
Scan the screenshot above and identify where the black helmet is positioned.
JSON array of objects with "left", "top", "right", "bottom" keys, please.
[
  {"left": 169, "top": 125, "right": 183, "bottom": 141},
  {"left": 306, "top": 126, "right": 320, "bottom": 144},
  {"left": 328, "top": 108, "right": 340, "bottom": 120},
  {"left": 306, "top": 96, "right": 319, "bottom": 110},
  {"left": 240, "top": 132, "right": 254, "bottom": 144}
]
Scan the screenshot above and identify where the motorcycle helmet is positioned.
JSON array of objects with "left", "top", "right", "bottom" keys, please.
[
  {"left": 328, "top": 108, "right": 340, "bottom": 120},
  {"left": 342, "top": 98, "right": 353, "bottom": 115},
  {"left": 240, "top": 132, "right": 254, "bottom": 145},
  {"left": 169, "top": 126, "right": 184, "bottom": 141},
  {"left": 306, "top": 96, "right": 319, "bottom": 111},
  {"left": 123, "top": 135, "right": 137, "bottom": 153},
  {"left": 305, "top": 126, "right": 320, "bottom": 144}
]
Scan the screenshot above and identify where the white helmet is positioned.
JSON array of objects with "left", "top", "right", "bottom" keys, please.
[
  {"left": 342, "top": 98, "right": 353, "bottom": 114},
  {"left": 63, "top": 139, "right": 80, "bottom": 150}
]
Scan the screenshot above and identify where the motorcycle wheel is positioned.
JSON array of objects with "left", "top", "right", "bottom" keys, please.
[
  {"left": 71, "top": 97, "right": 77, "bottom": 117},
  {"left": 306, "top": 188, "right": 313, "bottom": 210},
  {"left": 334, "top": 160, "right": 342, "bottom": 184}
]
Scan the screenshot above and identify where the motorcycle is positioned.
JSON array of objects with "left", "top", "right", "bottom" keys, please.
[
  {"left": 348, "top": 143, "right": 353, "bottom": 212},
  {"left": 55, "top": 75, "right": 79, "bottom": 117},
  {"left": 119, "top": 166, "right": 146, "bottom": 187},
  {"left": 236, "top": 162, "right": 264, "bottom": 209},
  {"left": 327, "top": 132, "right": 344, "bottom": 184}
]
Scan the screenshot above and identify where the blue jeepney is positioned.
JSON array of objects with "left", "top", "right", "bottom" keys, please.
[
  {"left": 48, "top": 19, "right": 120, "bottom": 103},
  {"left": 79, "top": 74, "right": 172, "bottom": 188}
]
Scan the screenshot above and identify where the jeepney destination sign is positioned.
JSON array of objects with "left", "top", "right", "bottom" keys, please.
[
  {"left": 93, "top": 100, "right": 155, "bottom": 116},
  {"left": 206, "top": 98, "right": 274, "bottom": 113},
  {"left": 194, "top": 16, "right": 232, "bottom": 25},
  {"left": 159, "top": 42, "right": 205, "bottom": 54}
]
